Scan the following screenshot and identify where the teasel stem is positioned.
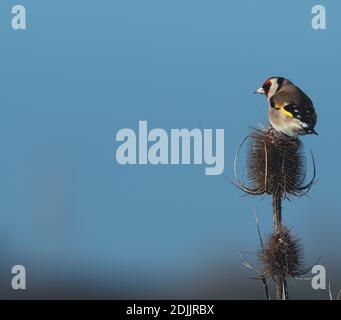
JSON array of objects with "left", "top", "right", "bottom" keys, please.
[
  {"left": 273, "top": 193, "right": 283, "bottom": 235},
  {"left": 273, "top": 192, "right": 288, "bottom": 300},
  {"left": 278, "top": 279, "right": 288, "bottom": 300}
]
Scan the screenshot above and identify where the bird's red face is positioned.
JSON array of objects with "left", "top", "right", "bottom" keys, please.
[{"left": 255, "top": 79, "right": 272, "bottom": 97}]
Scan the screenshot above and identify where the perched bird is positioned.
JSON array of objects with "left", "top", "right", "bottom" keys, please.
[{"left": 255, "top": 77, "right": 317, "bottom": 137}]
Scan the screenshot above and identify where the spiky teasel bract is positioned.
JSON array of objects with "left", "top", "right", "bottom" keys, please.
[
  {"left": 234, "top": 127, "right": 316, "bottom": 199},
  {"left": 259, "top": 226, "right": 306, "bottom": 282}
]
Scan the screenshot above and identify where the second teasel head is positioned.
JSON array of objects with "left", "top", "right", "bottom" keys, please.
[{"left": 259, "top": 227, "right": 305, "bottom": 281}]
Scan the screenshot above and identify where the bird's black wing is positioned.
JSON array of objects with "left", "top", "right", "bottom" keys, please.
[{"left": 283, "top": 103, "right": 317, "bottom": 134}]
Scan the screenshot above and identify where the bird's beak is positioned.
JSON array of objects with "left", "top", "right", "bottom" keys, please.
[{"left": 254, "top": 87, "right": 265, "bottom": 94}]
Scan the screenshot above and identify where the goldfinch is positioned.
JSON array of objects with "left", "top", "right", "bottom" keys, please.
[{"left": 255, "top": 77, "right": 318, "bottom": 137}]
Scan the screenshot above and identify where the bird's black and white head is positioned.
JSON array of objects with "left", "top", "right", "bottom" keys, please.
[{"left": 255, "top": 77, "right": 287, "bottom": 99}]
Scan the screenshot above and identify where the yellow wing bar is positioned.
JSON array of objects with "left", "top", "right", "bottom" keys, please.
[{"left": 280, "top": 106, "right": 293, "bottom": 118}]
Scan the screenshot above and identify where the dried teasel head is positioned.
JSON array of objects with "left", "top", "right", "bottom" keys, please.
[
  {"left": 234, "top": 127, "right": 316, "bottom": 198},
  {"left": 259, "top": 227, "right": 305, "bottom": 281}
]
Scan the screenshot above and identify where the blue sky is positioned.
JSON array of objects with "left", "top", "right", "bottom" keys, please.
[{"left": 0, "top": 1, "right": 340, "bottom": 298}]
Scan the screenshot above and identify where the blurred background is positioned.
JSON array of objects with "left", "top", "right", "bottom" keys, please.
[{"left": 0, "top": 0, "right": 340, "bottom": 299}]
